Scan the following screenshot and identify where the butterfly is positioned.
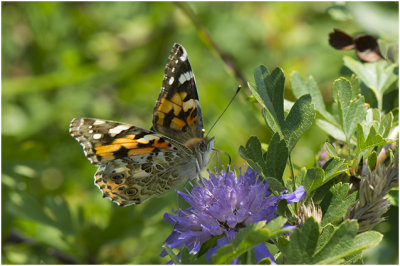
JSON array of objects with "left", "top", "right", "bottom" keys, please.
[{"left": 69, "top": 43, "right": 214, "bottom": 206}]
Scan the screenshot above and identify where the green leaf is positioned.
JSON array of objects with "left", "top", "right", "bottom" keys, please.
[
  {"left": 344, "top": 56, "right": 398, "bottom": 109},
  {"left": 315, "top": 228, "right": 382, "bottom": 264},
  {"left": 197, "top": 234, "right": 224, "bottom": 258},
  {"left": 239, "top": 136, "right": 265, "bottom": 175},
  {"left": 290, "top": 72, "right": 336, "bottom": 123},
  {"left": 333, "top": 78, "right": 366, "bottom": 140},
  {"left": 285, "top": 218, "right": 320, "bottom": 264},
  {"left": 180, "top": 246, "right": 208, "bottom": 264},
  {"left": 357, "top": 124, "right": 391, "bottom": 153},
  {"left": 44, "top": 196, "right": 75, "bottom": 234},
  {"left": 163, "top": 244, "right": 180, "bottom": 264},
  {"left": 7, "top": 192, "right": 57, "bottom": 229},
  {"left": 325, "top": 142, "right": 338, "bottom": 158},
  {"left": 283, "top": 94, "right": 315, "bottom": 152},
  {"left": 367, "top": 151, "right": 377, "bottom": 170},
  {"left": 320, "top": 183, "right": 357, "bottom": 227},
  {"left": 212, "top": 218, "right": 289, "bottom": 264},
  {"left": 262, "top": 108, "right": 282, "bottom": 136},
  {"left": 387, "top": 189, "right": 399, "bottom": 206},
  {"left": 252, "top": 66, "right": 285, "bottom": 126},
  {"left": 379, "top": 112, "right": 393, "bottom": 138},
  {"left": 323, "top": 158, "right": 348, "bottom": 183},
  {"left": 315, "top": 119, "right": 347, "bottom": 142},
  {"left": 252, "top": 67, "right": 315, "bottom": 152},
  {"left": 276, "top": 199, "right": 292, "bottom": 218},
  {"left": 304, "top": 158, "right": 347, "bottom": 196},
  {"left": 316, "top": 224, "right": 335, "bottom": 253},
  {"left": 284, "top": 219, "right": 383, "bottom": 264},
  {"left": 257, "top": 257, "right": 272, "bottom": 264},
  {"left": 304, "top": 168, "right": 325, "bottom": 193},
  {"left": 264, "top": 133, "right": 288, "bottom": 182},
  {"left": 240, "top": 135, "right": 286, "bottom": 191}
]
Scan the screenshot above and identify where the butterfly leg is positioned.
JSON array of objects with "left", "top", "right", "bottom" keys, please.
[{"left": 195, "top": 160, "right": 207, "bottom": 187}]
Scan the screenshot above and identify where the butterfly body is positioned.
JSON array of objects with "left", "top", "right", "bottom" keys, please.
[{"left": 69, "top": 44, "right": 214, "bottom": 206}]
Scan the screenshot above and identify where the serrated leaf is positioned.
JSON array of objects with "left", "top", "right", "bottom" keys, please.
[
  {"left": 284, "top": 219, "right": 382, "bottom": 264},
  {"left": 304, "top": 158, "right": 347, "bottom": 195},
  {"left": 344, "top": 56, "right": 398, "bottom": 108},
  {"left": 320, "top": 183, "right": 357, "bottom": 226},
  {"left": 264, "top": 133, "right": 288, "bottom": 182},
  {"left": 316, "top": 224, "right": 335, "bottom": 253},
  {"left": 285, "top": 218, "right": 320, "bottom": 264},
  {"left": 379, "top": 112, "right": 393, "bottom": 138},
  {"left": 212, "top": 218, "right": 288, "bottom": 264},
  {"left": 252, "top": 66, "right": 285, "bottom": 126},
  {"left": 343, "top": 251, "right": 363, "bottom": 264},
  {"left": 283, "top": 94, "right": 315, "bottom": 152},
  {"left": 325, "top": 142, "right": 338, "bottom": 157},
  {"left": 323, "top": 158, "right": 348, "bottom": 183},
  {"left": 356, "top": 125, "right": 391, "bottom": 155},
  {"left": 316, "top": 229, "right": 382, "bottom": 264},
  {"left": 290, "top": 72, "right": 336, "bottom": 123},
  {"left": 334, "top": 78, "right": 366, "bottom": 140}
]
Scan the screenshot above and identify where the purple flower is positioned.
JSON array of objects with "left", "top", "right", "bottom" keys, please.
[{"left": 161, "top": 165, "right": 306, "bottom": 264}]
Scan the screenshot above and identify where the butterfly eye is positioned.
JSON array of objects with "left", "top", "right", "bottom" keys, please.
[{"left": 199, "top": 141, "right": 207, "bottom": 152}]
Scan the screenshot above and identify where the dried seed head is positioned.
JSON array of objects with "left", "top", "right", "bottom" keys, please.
[
  {"left": 295, "top": 200, "right": 322, "bottom": 227},
  {"left": 346, "top": 159, "right": 398, "bottom": 233}
]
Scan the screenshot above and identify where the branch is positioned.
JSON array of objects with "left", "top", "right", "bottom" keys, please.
[{"left": 175, "top": 2, "right": 250, "bottom": 94}]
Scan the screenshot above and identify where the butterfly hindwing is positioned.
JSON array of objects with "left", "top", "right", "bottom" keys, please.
[
  {"left": 152, "top": 43, "right": 204, "bottom": 143},
  {"left": 70, "top": 118, "right": 182, "bottom": 165}
]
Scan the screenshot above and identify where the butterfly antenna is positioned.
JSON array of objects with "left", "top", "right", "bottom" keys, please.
[{"left": 206, "top": 85, "right": 241, "bottom": 137}]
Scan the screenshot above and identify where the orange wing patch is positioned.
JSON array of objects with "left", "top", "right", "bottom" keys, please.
[
  {"left": 156, "top": 92, "right": 193, "bottom": 127},
  {"left": 95, "top": 135, "right": 171, "bottom": 160}
]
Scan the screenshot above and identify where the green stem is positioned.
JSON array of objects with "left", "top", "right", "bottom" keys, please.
[{"left": 288, "top": 155, "right": 299, "bottom": 214}]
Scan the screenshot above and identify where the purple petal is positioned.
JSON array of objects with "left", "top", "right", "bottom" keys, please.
[
  {"left": 253, "top": 243, "right": 276, "bottom": 264},
  {"left": 281, "top": 186, "right": 306, "bottom": 203}
]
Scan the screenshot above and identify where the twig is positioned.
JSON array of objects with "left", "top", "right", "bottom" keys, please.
[
  {"left": 6, "top": 230, "right": 77, "bottom": 264},
  {"left": 175, "top": 2, "right": 250, "bottom": 94}
]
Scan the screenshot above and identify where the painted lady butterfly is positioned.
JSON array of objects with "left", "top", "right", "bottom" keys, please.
[{"left": 69, "top": 44, "right": 214, "bottom": 206}]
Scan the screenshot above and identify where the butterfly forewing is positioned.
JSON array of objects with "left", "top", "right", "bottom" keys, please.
[{"left": 152, "top": 43, "right": 204, "bottom": 143}]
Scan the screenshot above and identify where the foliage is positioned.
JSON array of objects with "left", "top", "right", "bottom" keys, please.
[{"left": 2, "top": 1, "right": 398, "bottom": 264}]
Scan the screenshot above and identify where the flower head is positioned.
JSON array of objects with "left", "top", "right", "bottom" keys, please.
[{"left": 161, "top": 165, "right": 305, "bottom": 264}]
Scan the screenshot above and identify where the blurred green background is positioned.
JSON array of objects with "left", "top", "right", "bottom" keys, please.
[{"left": 2, "top": 2, "right": 398, "bottom": 264}]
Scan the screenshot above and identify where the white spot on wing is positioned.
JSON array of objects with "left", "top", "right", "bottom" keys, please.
[
  {"left": 93, "top": 133, "right": 102, "bottom": 139},
  {"left": 171, "top": 67, "right": 175, "bottom": 72},
  {"left": 93, "top": 120, "right": 106, "bottom": 125},
  {"left": 179, "top": 50, "right": 187, "bottom": 61},
  {"left": 178, "top": 71, "right": 194, "bottom": 84},
  {"left": 183, "top": 99, "right": 198, "bottom": 112},
  {"left": 109, "top": 124, "right": 130, "bottom": 136},
  {"left": 168, "top": 76, "right": 174, "bottom": 85}
]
